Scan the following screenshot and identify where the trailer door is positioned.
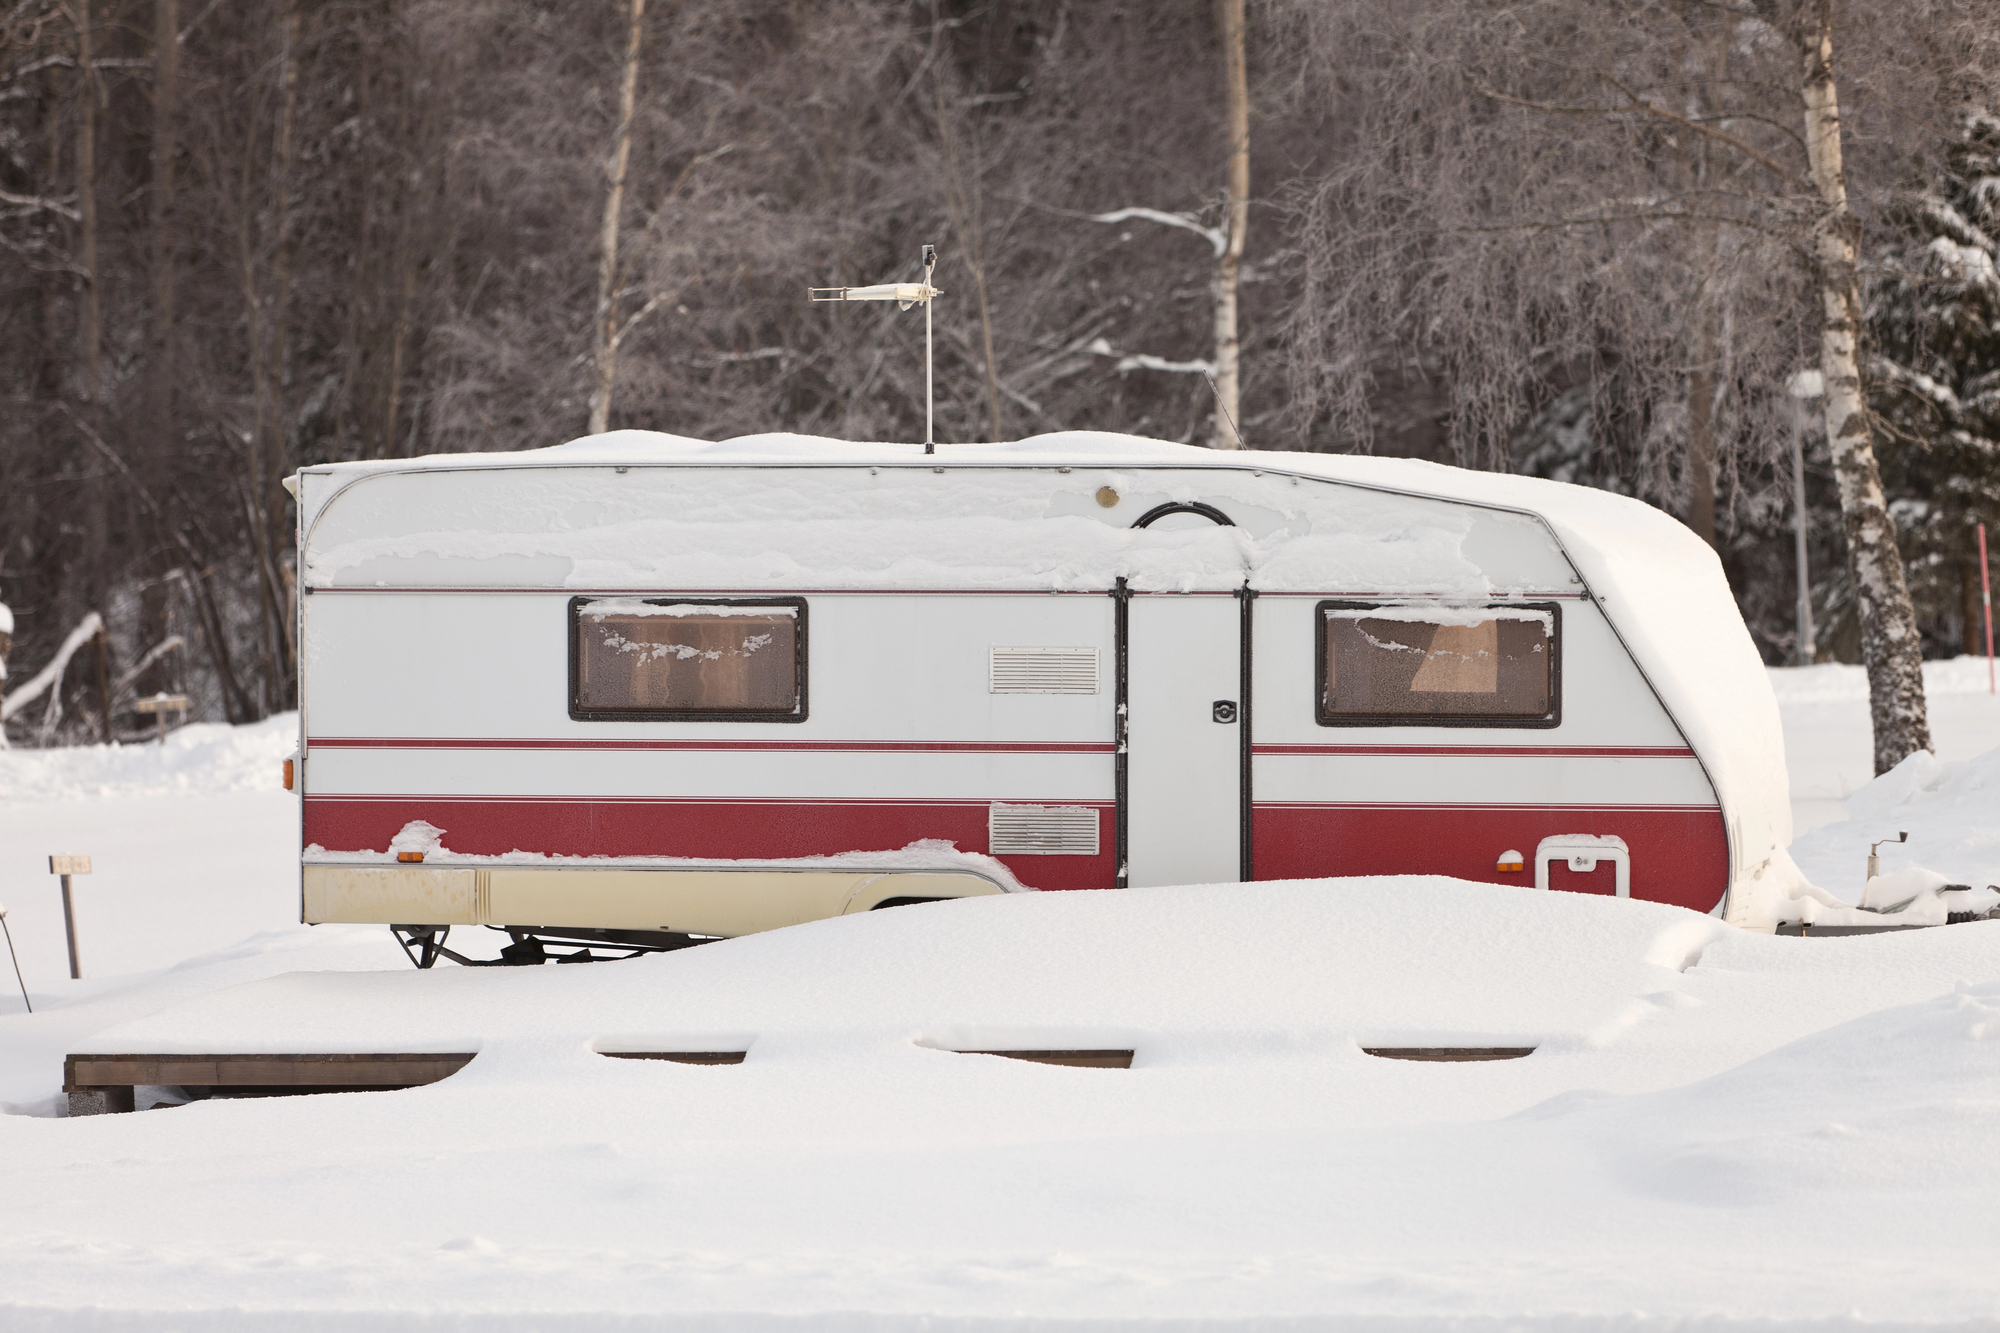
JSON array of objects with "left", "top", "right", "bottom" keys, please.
[{"left": 1125, "top": 593, "right": 1244, "bottom": 888}]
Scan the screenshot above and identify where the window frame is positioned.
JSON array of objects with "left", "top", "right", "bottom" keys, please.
[
  {"left": 1313, "top": 599, "right": 1562, "bottom": 729},
  {"left": 567, "top": 595, "right": 810, "bottom": 723}
]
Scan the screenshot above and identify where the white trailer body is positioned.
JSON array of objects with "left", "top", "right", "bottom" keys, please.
[{"left": 292, "top": 432, "right": 1792, "bottom": 938}]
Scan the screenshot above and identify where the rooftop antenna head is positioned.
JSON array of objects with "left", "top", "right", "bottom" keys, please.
[{"left": 811, "top": 245, "right": 943, "bottom": 454}]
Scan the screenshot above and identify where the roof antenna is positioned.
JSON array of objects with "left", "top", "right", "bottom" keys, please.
[{"left": 811, "top": 245, "right": 943, "bottom": 454}]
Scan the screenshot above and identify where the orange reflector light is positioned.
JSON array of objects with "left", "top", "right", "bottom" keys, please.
[
  {"left": 282, "top": 759, "right": 294, "bottom": 791},
  {"left": 1496, "top": 849, "right": 1525, "bottom": 873},
  {"left": 397, "top": 851, "right": 425, "bottom": 864}
]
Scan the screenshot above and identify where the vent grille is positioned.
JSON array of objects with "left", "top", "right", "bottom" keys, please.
[
  {"left": 990, "top": 646, "right": 1099, "bottom": 695},
  {"left": 988, "top": 804, "right": 1101, "bottom": 856}
]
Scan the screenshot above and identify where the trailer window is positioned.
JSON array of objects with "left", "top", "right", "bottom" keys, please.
[
  {"left": 570, "top": 598, "right": 806, "bottom": 721},
  {"left": 1316, "top": 602, "right": 1559, "bottom": 727}
]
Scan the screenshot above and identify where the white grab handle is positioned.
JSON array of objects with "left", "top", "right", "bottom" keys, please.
[{"left": 1534, "top": 834, "right": 1630, "bottom": 898}]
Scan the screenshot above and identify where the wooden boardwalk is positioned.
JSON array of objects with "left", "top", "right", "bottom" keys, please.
[{"left": 64, "top": 1045, "right": 1528, "bottom": 1114}]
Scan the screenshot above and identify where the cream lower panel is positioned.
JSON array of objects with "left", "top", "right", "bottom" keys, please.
[
  {"left": 304, "top": 866, "right": 477, "bottom": 924},
  {"left": 1252, "top": 753, "right": 1717, "bottom": 806},
  {"left": 304, "top": 865, "right": 1002, "bottom": 936},
  {"left": 306, "top": 747, "right": 1111, "bottom": 801}
]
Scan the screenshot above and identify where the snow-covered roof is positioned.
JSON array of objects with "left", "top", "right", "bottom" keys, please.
[{"left": 297, "top": 429, "right": 1793, "bottom": 919}]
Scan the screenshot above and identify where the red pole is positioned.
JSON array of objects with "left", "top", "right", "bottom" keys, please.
[{"left": 1981, "top": 522, "right": 1995, "bottom": 695}]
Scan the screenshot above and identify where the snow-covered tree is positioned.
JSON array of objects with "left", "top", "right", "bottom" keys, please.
[{"left": 1869, "top": 109, "right": 2000, "bottom": 654}]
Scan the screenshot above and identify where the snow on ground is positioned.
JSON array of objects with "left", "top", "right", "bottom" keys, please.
[
  {"left": 0, "top": 681, "right": 1997, "bottom": 1328},
  {"left": 1771, "top": 654, "right": 2000, "bottom": 834}
]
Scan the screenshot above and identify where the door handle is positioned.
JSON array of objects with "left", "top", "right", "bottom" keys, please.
[{"left": 1212, "top": 700, "right": 1238, "bottom": 723}]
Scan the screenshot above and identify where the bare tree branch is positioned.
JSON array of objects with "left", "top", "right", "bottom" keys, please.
[{"left": 0, "top": 187, "right": 79, "bottom": 219}]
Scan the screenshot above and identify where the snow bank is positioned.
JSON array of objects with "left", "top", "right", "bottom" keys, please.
[
  {"left": 8, "top": 710, "right": 2000, "bottom": 1323},
  {"left": 1580, "top": 979, "right": 2000, "bottom": 1210},
  {"left": 0, "top": 713, "right": 297, "bottom": 802},
  {"left": 14, "top": 876, "right": 2000, "bottom": 1325},
  {"left": 1768, "top": 653, "right": 2000, "bottom": 705},
  {"left": 74, "top": 877, "right": 1725, "bottom": 1056}
]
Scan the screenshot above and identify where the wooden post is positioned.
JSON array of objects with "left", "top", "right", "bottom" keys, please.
[
  {"left": 50, "top": 855, "right": 90, "bottom": 979},
  {"left": 133, "top": 692, "right": 190, "bottom": 744}
]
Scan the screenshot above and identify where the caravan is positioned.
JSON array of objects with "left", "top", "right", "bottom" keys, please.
[{"left": 288, "top": 431, "right": 1789, "bottom": 960}]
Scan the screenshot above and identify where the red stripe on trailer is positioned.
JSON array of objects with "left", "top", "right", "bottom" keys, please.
[
  {"left": 1251, "top": 803, "right": 1728, "bottom": 912},
  {"left": 307, "top": 737, "right": 1116, "bottom": 754},
  {"left": 1253, "top": 744, "right": 1695, "bottom": 758},
  {"left": 307, "top": 796, "right": 1727, "bottom": 905},
  {"left": 303, "top": 797, "right": 1117, "bottom": 893}
]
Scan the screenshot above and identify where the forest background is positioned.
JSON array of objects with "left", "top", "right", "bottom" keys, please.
[{"left": 2, "top": 0, "right": 1997, "bottom": 748}]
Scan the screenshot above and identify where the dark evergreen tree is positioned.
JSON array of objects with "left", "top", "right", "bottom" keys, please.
[{"left": 1869, "top": 109, "right": 2000, "bottom": 657}]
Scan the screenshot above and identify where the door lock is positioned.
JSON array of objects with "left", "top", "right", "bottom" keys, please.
[{"left": 1212, "top": 700, "right": 1238, "bottom": 723}]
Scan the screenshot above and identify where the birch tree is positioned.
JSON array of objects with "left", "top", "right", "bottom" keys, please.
[
  {"left": 1082, "top": 1, "right": 1253, "bottom": 448},
  {"left": 1211, "top": 0, "right": 1249, "bottom": 449},
  {"left": 1766, "top": 0, "right": 1929, "bottom": 770},
  {"left": 586, "top": 0, "right": 647, "bottom": 436}
]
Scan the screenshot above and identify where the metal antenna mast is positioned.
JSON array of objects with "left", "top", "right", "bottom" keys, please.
[{"left": 811, "top": 244, "right": 943, "bottom": 454}]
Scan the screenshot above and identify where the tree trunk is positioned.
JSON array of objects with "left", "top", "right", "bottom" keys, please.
[
  {"left": 933, "top": 77, "right": 1003, "bottom": 441},
  {"left": 587, "top": 0, "right": 645, "bottom": 437},
  {"left": 1687, "top": 304, "right": 1718, "bottom": 547},
  {"left": 267, "top": 0, "right": 301, "bottom": 667},
  {"left": 38, "top": 72, "right": 67, "bottom": 404},
  {"left": 382, "top": 26, "right": 421, "bottom": 459},
  {"left": 1794, "top": 0, "right": 1930, "bottom": 774},
  {"left": 1210, "top": 0, "right": 1248, "bottom": 450},
  {"left": 146, "top": 0, "right": 181, "bottom": 476},
  {"left": 262, "top": 0, "right": 300, "bottom": 704},
  {"left": 74, "top": 0, "right": 107, "bottom": 611},
  {"left": 238, "top": 173, "right": 295, "bottom": 702}
]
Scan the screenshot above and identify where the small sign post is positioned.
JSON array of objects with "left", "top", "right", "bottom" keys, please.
[
  {"left": 49, "top": 855, "right": 90, "bottom": 980},
  {"left": 132, "top": 692, "right": 191, "bottom": 744}
]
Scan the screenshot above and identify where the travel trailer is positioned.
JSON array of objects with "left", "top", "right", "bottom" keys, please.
[{"left": 287, "top": 431, "right": 1790, "bottom": 962}]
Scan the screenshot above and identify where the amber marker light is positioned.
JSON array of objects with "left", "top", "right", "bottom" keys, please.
[
  {"left": 398, "top": 852, "right": 425, "bottom": 864},
  {"left": 282, "top": 760, "right": 294, "bottom": 791},
  {"left": 1496, "top": 850, "right": 1525, "bottom": 873}
]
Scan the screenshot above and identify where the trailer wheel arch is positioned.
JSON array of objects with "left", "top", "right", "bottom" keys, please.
[{"left": 840, "top": 873, "right": 1007, "bottom": 916}]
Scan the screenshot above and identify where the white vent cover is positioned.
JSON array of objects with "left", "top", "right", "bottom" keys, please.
[
  {"left": 988, "top": 804, "right": 1101, "bottom": 856},
  {"left": 990, "top": 646, "right": 1099, "bottom": 695}
]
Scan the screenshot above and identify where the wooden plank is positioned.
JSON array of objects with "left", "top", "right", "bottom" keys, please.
[
  {"left": 68, "top": 1087, "right": 135, "bottom": 1116},
  {"left": 953, "top": 1049, "right": 1135, "bottom": 1069},
  {"left": 1361, "top": 1047, "right": 1536, "bottom": 1062},
  {"left": 65, "top": 1052, "right": 476, "bottom": 1092},
  {"left": 600, "top": 1051, "right": 747, "bottom": 1065}
]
